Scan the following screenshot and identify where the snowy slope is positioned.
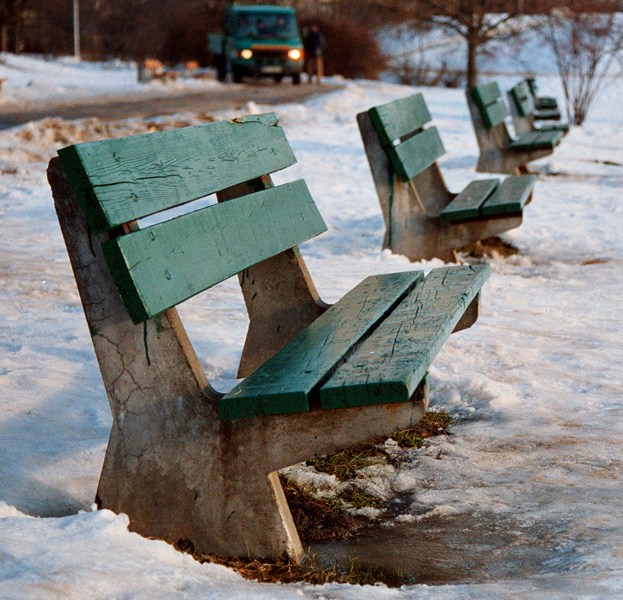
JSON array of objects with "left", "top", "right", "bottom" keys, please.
[
  {"left": 0, "top": 54, "right": 622, "bottom": 598},
  {"left": 0, "top": 53, "right": 220, "bottom": 106}
]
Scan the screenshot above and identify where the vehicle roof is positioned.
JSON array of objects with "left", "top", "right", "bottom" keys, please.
[{"left": 228, "top": 4, "right": 297, "bottom": 13}]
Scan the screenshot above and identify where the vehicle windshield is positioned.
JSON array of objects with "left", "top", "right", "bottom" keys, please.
[{"left": 234, "top": 12, "right": 298, "bottom": 39}]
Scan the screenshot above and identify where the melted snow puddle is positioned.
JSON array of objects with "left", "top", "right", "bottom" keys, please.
[{"left": 313, "top": 511, "right": 565, "bottom": 585}]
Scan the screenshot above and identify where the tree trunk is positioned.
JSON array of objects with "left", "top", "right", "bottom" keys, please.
[{"left": 467, "top": 34, "right": 478, "bottom": 88}]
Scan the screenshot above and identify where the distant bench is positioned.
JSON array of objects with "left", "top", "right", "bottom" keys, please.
[
  {"left": 525, "top": 76, "right": 560, "bottom": 113},
  {"left": 358, "top": 93, "right": 537, "bottom": 261},
  {"left": 508, "top": 80, "right": 569, "bottom": 137},
  {"left": 467, "top": 81, "right": 563, "bottom": 174},
  {"left": 47, "top": 113, "right": 490, "bottom": 562}
]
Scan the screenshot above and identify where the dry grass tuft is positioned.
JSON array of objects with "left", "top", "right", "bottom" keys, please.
[
  {"left": 468, "top": 236, "right": 519, "bottom": 258},
  {"left": 175, "top": 538, "right": 404, "bottom": 585}
]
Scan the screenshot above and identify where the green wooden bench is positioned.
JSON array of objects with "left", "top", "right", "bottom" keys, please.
[
  {"left": 467, "top": 81, "right": 564, "bottom": 175},
  {"left": 525, "top": 76, "right": 560, "bottom": 113},
  {"left": 508, "top": 80, "right": 569, "bottom": 137},
  {"left": 358, "top": 93, "right": 537, "bottom": 262},
  {"left": 46, "top": 113, "right": 490, "bottom": 562}
]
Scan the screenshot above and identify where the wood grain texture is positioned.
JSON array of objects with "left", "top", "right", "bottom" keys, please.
[
  {"left": 369, "top": 93, "right": 432, "bottom": 145},
  {"left": 319, "top": 265, "right": 490, "bottom": 409},
  {"left": 220, "top": 271, "right": 425, "bottom": 420},
  {"left": 103, "top": 179, "right": 327, "bottom": 323},
  {"left": 481, "top": 174, "right": 536, "bottom": 216},
  {"left": 439, "top": 178, "right": 499, "bottom": 222},
  {"left": 58, "top": 113, "right": 296, "bottom": 233},
  {"left": 389, "top": 127, "right": 446, "bottom": 181}
]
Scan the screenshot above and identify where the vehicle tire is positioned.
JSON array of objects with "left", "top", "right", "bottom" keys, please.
[
  {"left": 274, "top": 75, "right": 283, "bottom": 84},
  {"left": 233, "top": 67, "right": 243, "bottom": 83},
  {"left": 216, "top": 57, "right": 227, "bottom": 82},
  {"left": 292, "top": 73, "right": 301, "bottom": 85}
]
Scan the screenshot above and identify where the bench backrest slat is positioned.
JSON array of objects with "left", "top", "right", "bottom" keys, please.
[
  {"left": 369, "top": 94, "right": 432, "bottom": 145},
  {"left": 103, "top": 179, "right": 326, "bottom": 323},
  {"left": 472, "top": 82, "right": 509, "bottom": 128},
  {"left": 510, "top": 81, "right": 535, "bottom": 117},
  {"left": 368, "top": 93, "right": 445, "bottom": 181},
  {"left": 58, "top": 113, "right": 296, "bottom": 233},
  {"left": 391, "top": 127, "right": 445, "bottom": 181}
]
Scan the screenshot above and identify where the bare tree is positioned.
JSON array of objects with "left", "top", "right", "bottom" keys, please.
[
  {"left": 374, "top": 0, "right": 532, "bottom": 87},
  {"left": 546, "top": 9, "right": 623, "bottom": 125}
]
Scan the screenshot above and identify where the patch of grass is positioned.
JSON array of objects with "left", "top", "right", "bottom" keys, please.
[
  {"left": 467, "top": 236, "right": 519, "bottom": 259},
  {"left": 307, "top": 411, "right": 453, "bottom": 481},
  {"left": 393, "top": 411, "right": 452, "bottom": 447},
  {"left": 175, "top": 539, "right": 406, "bottom": 586},
  {"left": 338, "top": 485, "right": 382, "bottom": 510},
  {"left": 279, "top": 475, "right": 366, "bottom": 543},
  {"left": 307, "top": 445, "right": 386, "bottom": 481}
]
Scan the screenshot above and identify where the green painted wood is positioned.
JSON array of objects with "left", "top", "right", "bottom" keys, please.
[
  {"left": 535, "top": 97, "right": 558, "bottom": 110},
  {"left": 219, "top": 271, "right": 425, "bottom": 419},
  {"left": 102, "top": 179, "right": 327, "bottom": 323},
  {"left": 319, "top": 265, "right": 490, "bottom": 409},
  {"left": 510, "top": 81, "right": 535, "bottom": 117},
  {"left": 369, "top": 93, "right": 432, "bottom": 146},
  {"left": 439, "top": 179, "right": 499, "bottom": 222},
  {"left": 472, "top": 82, "right": 509, "bottom": 128},
  {"left": 473, "top": 81, "right": 503, "bottom": 107},
  {"left": 481, "top": 174, "right": 536, "bottom": 216},
  {"left": 534, "top": 108, "right": 562, "bottom": 121},
  {"left": 482, "top": 98, "right": 509, "bottom": 128},
  {"left": 510, "top": 129, "right": 563, "bottom": 150},
  {"left": 58, "top": 113, "right": 296, "bottom": 233},
  {"left": 387, "top": 127, "right": 446, "bottom": 181},
  {"left": 536, "top": 122, "right": 569, "bottom": 132}
]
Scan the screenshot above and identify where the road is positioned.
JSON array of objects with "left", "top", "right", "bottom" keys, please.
[{"left": 0, "top": 82, "right": 338, "bottom": 129}]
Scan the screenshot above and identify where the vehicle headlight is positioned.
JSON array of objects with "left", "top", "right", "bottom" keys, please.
[
  {"left": 288, "top": 49, "right": 302, "bottom": 61},
  {"left": 240, "top": 49, "right": 253, "bottom": 60}
]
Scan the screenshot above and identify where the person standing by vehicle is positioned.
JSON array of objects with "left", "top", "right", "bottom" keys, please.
[{"left": 303, "top": 24, "right": 324, "bottom": 84}]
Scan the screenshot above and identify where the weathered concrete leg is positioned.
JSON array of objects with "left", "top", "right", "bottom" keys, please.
[
  {"left": 453, "top": 294, "right": 480, "bottom": 333},
  {"left": 217, "top": 178, "right": 328, "bottom": 378},
  {"left": 356, "top": 111, "right": 394, "bottom": 250},
  {"left": 237, "top": 249, "right": 328, "bottom": 377},
  {"left": 48, "top": 158, "right": 428, "bottom": 561}
]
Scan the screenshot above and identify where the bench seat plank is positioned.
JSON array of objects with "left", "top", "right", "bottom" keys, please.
[
  {"left": 220, "top": 271, "right": 425, "bottom": 420},
  {"left": 58, "top": 113, "right": 296, "bottom": 233},
  {"left": 319, "top": 265, "right": 490, "bottom": 409},
  {"left": 481, "top": 174, "right": 536, "bottom": 216},
  {"left": 535, "top": 122, "right": 568, "bottom": 133},
  {"left": 510, "top": 129, "right": 563, "bottom": 150},
  {"left": 534, "top": 110, "right": 563, "bottom": 122},
  {"left": 535, "top": 97, "right": 558, "bottom": 110},
  {"left": 103, "top": 180, "right": 327, "bottom": 323},
  {"left": 439, "top": 178, "right": 498, "bottom": 222}
]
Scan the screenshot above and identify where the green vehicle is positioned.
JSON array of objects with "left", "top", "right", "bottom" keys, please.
[{"left": 208, "top": 5, "right": 304, "bottom": 84}]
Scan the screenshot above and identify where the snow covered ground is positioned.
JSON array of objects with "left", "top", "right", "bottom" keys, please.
[
  {"left": 1, "top": 52, "right": 622, "bottom": 598},
  {"left": 0, "top": 53, "right": 221, "bottom": 107}
]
